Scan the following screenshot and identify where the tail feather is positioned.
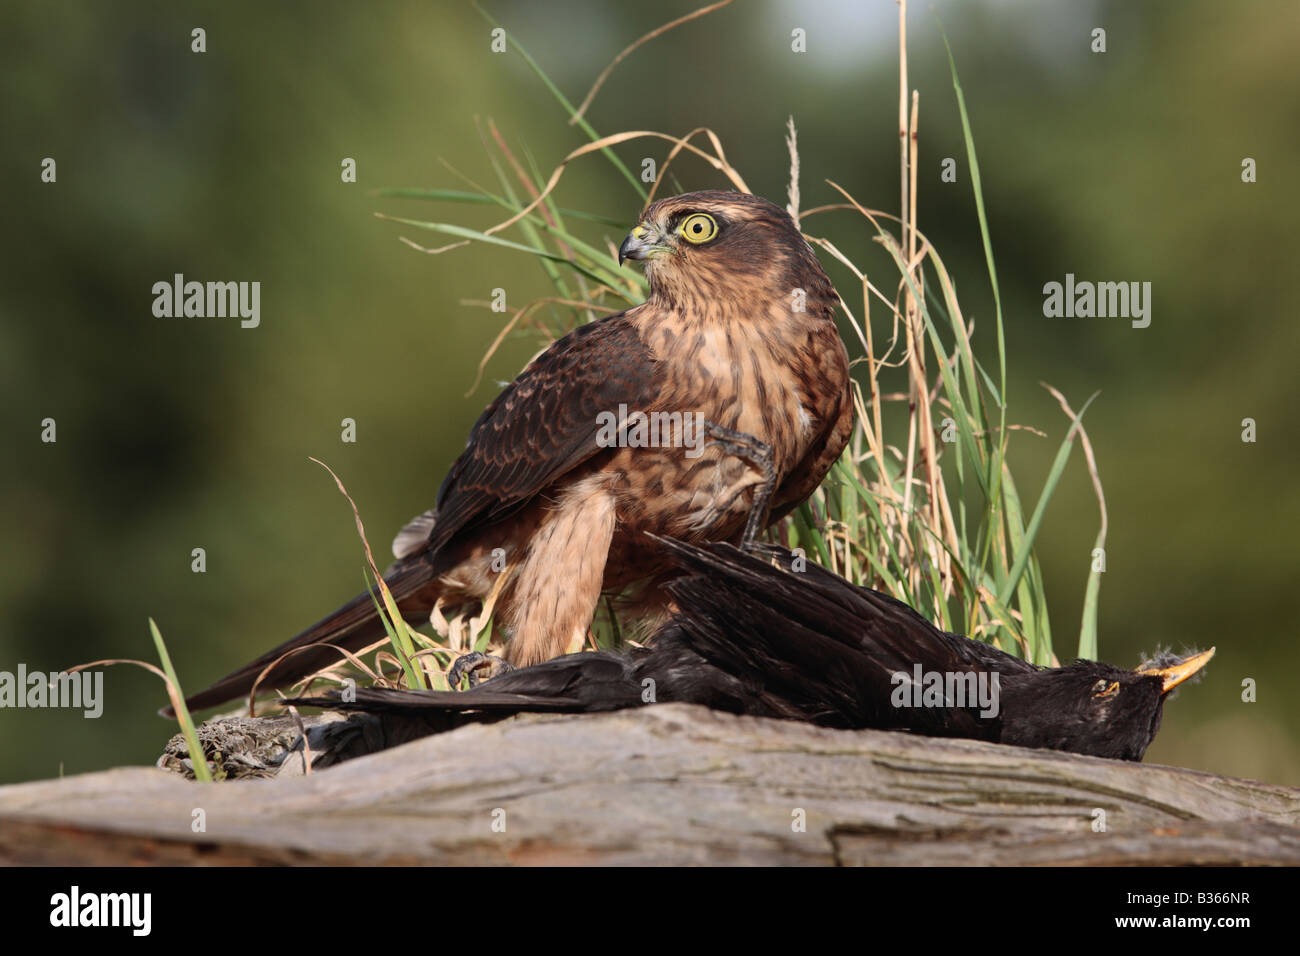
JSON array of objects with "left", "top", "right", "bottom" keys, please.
[
  {"left": 288, "top": 686, "right": 582, "bottom": 714},
  {"left": 284, "top": 651, "right": 644, "bottom": 717},
  {"left": 173, "top": 560, "right": 435, "bottom": 715}
]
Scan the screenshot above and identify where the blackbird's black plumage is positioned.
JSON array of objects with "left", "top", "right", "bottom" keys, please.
[{"left": 286, "top": 539, "right": 1213, "bottom": 762}]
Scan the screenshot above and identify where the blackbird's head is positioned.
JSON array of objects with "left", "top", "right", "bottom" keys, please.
[
  {"left": 1003, "top": 648, "right": 1214, "bottom": 761},
  {"left": 618, "top": 190, "right": 830, "bottom": 312}
]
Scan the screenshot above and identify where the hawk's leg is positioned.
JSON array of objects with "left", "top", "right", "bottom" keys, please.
[
  {"left": 448, "top": 651, "right": 515, "bottom": 690},
  {"left": 702, "top": 421, "right": 777, "bottom": 553},
  {"left": 503, "top": 479, "right": 616, "bottom": 667}
]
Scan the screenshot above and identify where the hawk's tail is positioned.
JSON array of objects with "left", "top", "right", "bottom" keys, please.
[{"left": 169, "top": 560, "right": 437, "bottom": 716}]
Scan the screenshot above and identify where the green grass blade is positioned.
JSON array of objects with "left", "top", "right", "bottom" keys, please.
[
  {"left": 1077, "top": 528, "right": 1104, "bottom": 661},
  {"left": 473, "top": 3, "right": 646, "bottom": 198},
  {"left": 376, "top": 187, "right": 627, "bottom": 227},
  {"left": 940, "top": 25, "right": 1009, "bottom": 519},
  {"left": 995, "top": 393, "right": 1098, "bottom": 607},
  {"left": 382, "top": 216, "right": 634, "bottom": 295},
  {"left": 363, "top": 569, "right": 427, "bottom": 691},
  {"left": 149, "top": 618, "right": 212, "bottom": 783}
]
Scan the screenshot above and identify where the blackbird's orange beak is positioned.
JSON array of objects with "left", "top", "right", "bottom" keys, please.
[{"left": 1137, "top": 647, "right": 1215, "bottom": 694}]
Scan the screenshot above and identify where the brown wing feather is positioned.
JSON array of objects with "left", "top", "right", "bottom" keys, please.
[{"left": 420, "top": 310, "right": 663, "bottom": 558}]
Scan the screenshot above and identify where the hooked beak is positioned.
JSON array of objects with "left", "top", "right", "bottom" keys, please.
[
  {"left": 618, "top": 223, "right": 662, "bottom": 265},
  {"left": 1137, "top": 647, "right": 1215, "bottom": 694}
]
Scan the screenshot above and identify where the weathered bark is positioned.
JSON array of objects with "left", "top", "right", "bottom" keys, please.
[{"left": 1, "top": 704, "right": 1296, "bottom": 865}]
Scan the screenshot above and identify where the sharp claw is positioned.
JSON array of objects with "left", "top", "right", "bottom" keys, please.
[
  {"left": 447, "top": 651, "right": 514, "bottom": 689},
  {"left": 701, "top": 421, "right": 777, "bottom": 553}
]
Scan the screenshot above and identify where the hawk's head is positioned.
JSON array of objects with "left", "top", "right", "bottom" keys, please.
[{"left": 618, "top": 190, "right": 830, "bottom": 312}]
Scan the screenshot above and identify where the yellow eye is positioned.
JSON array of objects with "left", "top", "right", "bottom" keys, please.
[{"left": 679, "top": 213, "right": 718, "bottom": 244}]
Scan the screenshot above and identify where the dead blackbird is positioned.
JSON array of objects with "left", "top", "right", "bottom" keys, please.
[{"left": 285, "top": 538, "right": 1212, "bottom": 761}]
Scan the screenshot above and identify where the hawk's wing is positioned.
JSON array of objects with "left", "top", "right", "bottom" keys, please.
[{"left": 397, "top": 310, "right": 662, "bottom": 560}]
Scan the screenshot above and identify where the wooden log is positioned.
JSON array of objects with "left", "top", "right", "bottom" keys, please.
[{"left": 1, "top": 704, "right": 1296, "bottom": 865}]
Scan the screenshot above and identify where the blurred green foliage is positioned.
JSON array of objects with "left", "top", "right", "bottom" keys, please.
[{"left": 1, "top": 0, "right": 1296, "bottom": 785}]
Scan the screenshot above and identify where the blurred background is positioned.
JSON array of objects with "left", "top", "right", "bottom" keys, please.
[{"left": 2, "top": 0, "right": 1296, "bottom": 785}]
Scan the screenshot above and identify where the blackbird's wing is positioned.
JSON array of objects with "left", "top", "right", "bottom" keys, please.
[
  {"left": 395, "top": 311, "right": 662, "bottom": 560},
  {"left": 661, "top": 539, "right": 1035, "bottom": 673},
  {"left": 768, "top": 548, "right": 1034, "bottom": 675},
  {"left": 656, "top": 538, "right": 1035, "bottom": 737}
]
